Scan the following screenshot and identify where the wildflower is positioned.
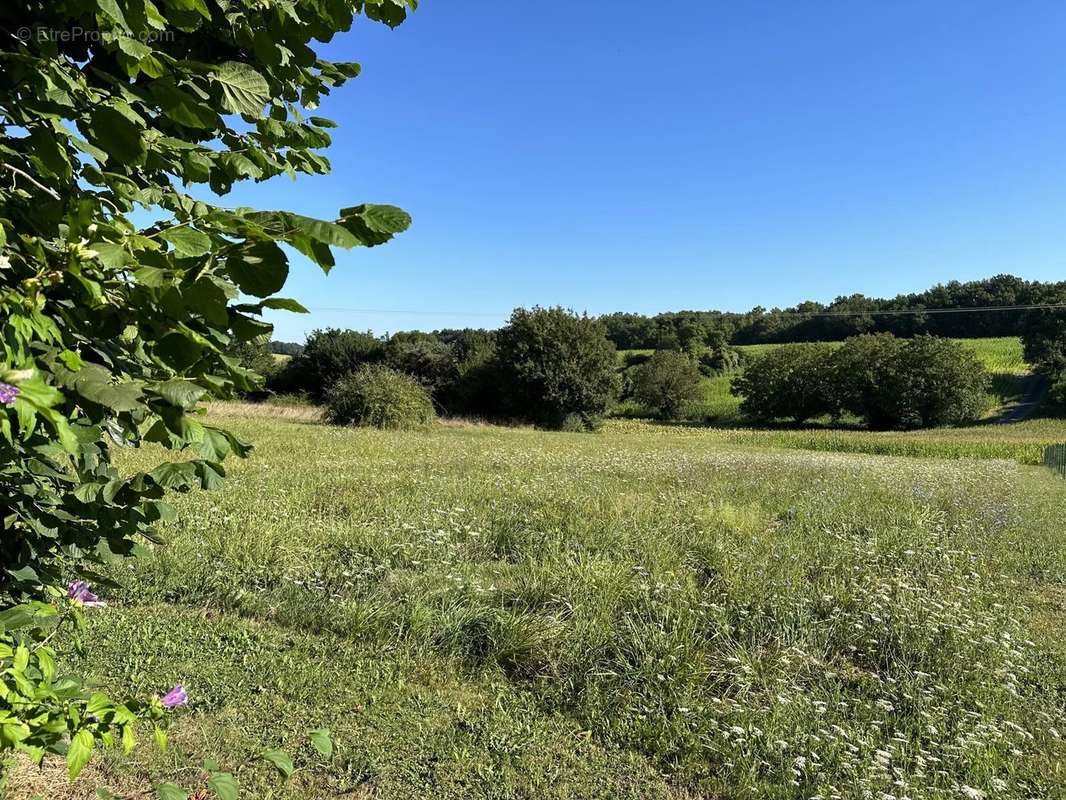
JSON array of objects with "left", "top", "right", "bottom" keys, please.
[
  {"left": 161, "top": 684, "right": 188, "bottom": 710},
  {"left": 0, "top": 383, "right": 18, "bottom": 405},
  {"left": 960, "top": 788, "right": 985, "bottom": 800},
  {"left": 67, "top": 580, "right": 106, "bottom": 608}
]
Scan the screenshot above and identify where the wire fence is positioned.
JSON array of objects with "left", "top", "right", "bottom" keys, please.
[{"left": 1044, "top": 444, "right": 1066, "bottom": 478}]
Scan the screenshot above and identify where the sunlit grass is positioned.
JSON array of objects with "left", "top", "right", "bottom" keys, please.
[{"left": 42, "top": 411, "right": 1066, "bottom": 798}]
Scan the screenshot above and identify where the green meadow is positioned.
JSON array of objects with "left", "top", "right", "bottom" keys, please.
[{"left": 18, "top": 407, "right": 1066, "bottom": 799}]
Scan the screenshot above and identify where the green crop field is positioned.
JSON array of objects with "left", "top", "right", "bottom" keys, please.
[
  {"left": 20, "top": 407, "right": 1066, "bottom": 799},
  {"left": 619, "top": 338, "right": 1032, "bottom": 422}
]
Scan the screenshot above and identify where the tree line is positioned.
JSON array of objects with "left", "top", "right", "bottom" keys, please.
[
  {"left": 600, "top": 274, "right": 1066, "bottom": 348},
  {"left": 253, "top": 303, "right": 1031, "bottom": 431}
]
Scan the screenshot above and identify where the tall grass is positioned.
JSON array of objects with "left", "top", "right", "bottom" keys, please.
[{"left": 42, "top": 413, "right": 1066, "bottom": 799}]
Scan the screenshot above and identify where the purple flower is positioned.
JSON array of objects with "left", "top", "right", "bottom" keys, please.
[
  {"left": 67, "top": 580, "right": 106, "bottom": 608},
  {"left": 0, "top": 383, "right": 18, "bottom": 405},
  {"left": 161, "top": 684, "right": 188, "bottom": 710}
]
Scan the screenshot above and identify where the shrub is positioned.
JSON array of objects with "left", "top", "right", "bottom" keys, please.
[
  {"left": 697, "top": 345, "right": 743, "bottom": 376},
  {"left": 879, "top": 336, "right": 989, "bottom": 428},
  {"left": 384, "top": 337, "right": 461, "bottom": 402},
  {"left": 495, "top": 307, "right": 620, "bottom": 429},
  {"left": 269, "top": 328, "right": 385, "bottom": 401},
  {"left": 326, "top": 366, "right": 436, "bottom": 429},
  {"left": 732, "top": 344, "right": 835, "bottom": 423},
  {"left": 632, "top": 351, "right": 703, "bottom": 419}
]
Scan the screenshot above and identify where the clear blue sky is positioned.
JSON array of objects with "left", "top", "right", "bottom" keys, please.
[{"left": 224, "top": 1, "right": 1066, "bottom": 342}]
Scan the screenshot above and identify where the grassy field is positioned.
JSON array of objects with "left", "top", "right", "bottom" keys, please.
[
  {"left": 619, "top": 338, "right": 1032, "bottom": 422},
  {"left": 14, "top": 408, "right": 1066, "bottom": 799}
]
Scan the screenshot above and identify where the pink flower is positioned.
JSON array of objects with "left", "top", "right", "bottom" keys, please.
[
  {"left": 67, "top": 580, "right": 106, "bottom": 608},
  {"left": 161, "top": 684, "right": 188, "bottom": 710}
]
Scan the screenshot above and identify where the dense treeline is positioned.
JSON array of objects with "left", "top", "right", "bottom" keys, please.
[{"left": 602, "top": 274, "right": 1066, "bottom": 348}]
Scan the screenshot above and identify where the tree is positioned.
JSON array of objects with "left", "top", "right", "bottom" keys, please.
[
  {"left": 828, "top": 333, "right": 905, "bottom": 429},
  {"left": 880, "top": 336, "right": 989, "bottom": 429},
  {"left": 384, "top": 336, "right": 460, "bottom": 404},
  {"left": 495, "top": 307, "right": 620, "bottom": 429},
  {"left": 270, "top": 328, "right": 386, "bottom": 400},
  {"left": 632, "top": 350, "right": 703, "bottom": 419},
  {"left": 0, "top": 0, "right": 413, "bottom": 788},
  {"left": 731, "top": 344, "right": 834, "bottom": 424},
  {"left": 1021, "top": 305, "right": 1066, "bottom": 377}
]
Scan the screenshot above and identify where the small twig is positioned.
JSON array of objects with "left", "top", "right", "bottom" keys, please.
[{"left": 2, "top": 161, "right": 60, "bottom": 200}]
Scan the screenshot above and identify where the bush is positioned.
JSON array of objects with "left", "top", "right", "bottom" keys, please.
[
  {"left": 732, "top": 343, "right": 835, "bottom": 423},
  {"left": 697, "top": 345, "right": 743, "bottom": 376},
  {"left": 1051, "top": 375, "right": 1066, "bottom": 406},
  {"left": 325, "top": 365, "right": 436, "bottom": 429},
  {"left": 632, "top": 351, "right": 703, "bottom": 419},
  {"left": 495, "top": 307, "right": 620, "bottom": 429},
  {"left": 269, "top": 328, "right": 385, "bottom": 401},
  {"left": 384, "top": 337, "right": 461, "bottom": 402}
]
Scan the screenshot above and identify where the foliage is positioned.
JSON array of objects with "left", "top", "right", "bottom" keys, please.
[
  {"left": 876, "top": 335, "right": 990, "bottom": 428},
  {"left": 601, "top": 275, "right": 1066, "bottom": 348},
  {"left": 1022, "top": 306, "right": 1066, "bottom": 387},
  {"left": 827, "top": 333, "right": 904, "bottom": 428},
  {"left": 384, "top": 337, "right": 460, "bottom": 403},
  {"left": 731, "top": 343, "right": 835, "bottom": 423},
  {"left": 269, "top": 340, "right": 305, "bottom": 357},
  {"left": 229, "top": 339, "right": 279, "bottom": 382},
  {"left": 696, "top": 343, "right": 743, "bottom": 376},
  {"left": 325, "top": 365, "right": 435, "bottom": 429},
  {"left": 494, "top": 307, "right": 620, "bottom": 429},
  {"left": 269, "top": 328, "right": 386, "bottom": 400},
  {"left": 733, "top": 336, "right": 990, "bottom": 429},
  {"left": 0, "top": 0, "right": 413, "bottom": 791},
  {"left": 631, "top": 350, "right": 703, "bottom": 419},
  {"left": 78, "top": 409, "right": 1066, "bottom": 798}
]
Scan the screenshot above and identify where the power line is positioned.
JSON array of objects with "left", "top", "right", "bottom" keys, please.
[{"left": 301, "top": 302, "right": 1066, "bottom": 319}]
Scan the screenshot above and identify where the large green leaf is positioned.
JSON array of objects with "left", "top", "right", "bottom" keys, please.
[
  {"left": 67, "top": 729, "right": 94, "bottom": 780},
  {"left": 159, "top": 226, "right": 212, "bottom": 257},
  {"left": 87, "top": 106, "right": 146, "bottom": 165},
  {"left": 155, "top": 784, "right": 187, "bottom": 800},
  {"left": 260, "top": 749, "right": 294, "bottom": 780},
  {"left": 214, "top": 62, "right": 270, "bottom": 117},
  {"left": 225, "top": 240, "right": 289, "bottom": 297},
  {"left": 207, "top": 773, "right": 238, "bottom": 800},
  {"left": 74, "top": 365, "right": 145, "bottom": 412},
  {"left": 154, "top": 379, "right": 207, "bottom": 409}
]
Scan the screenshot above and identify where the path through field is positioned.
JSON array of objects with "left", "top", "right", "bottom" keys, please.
[{"left": 999, "top": 373, "right": 1049, "bottom": 423}]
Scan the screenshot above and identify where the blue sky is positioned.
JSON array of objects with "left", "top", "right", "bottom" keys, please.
[{"left": 225, "top": 1, "right": 1066, "bottom": 341}]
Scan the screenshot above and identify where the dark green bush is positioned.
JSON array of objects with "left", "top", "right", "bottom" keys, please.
[
  {"left": 878, "top": 336, "right": 989, "bottom": 428},
  {"left": 828, "top": 333, "right": 905, "bottom": 428},
  {"left": 384, "top": 337, "right": 461, "bottom": 403},
  {"left": 697, "top": 345, "right": 743, "bottom": 376},
  {"left": 733, "top": 335, "right": 990, "bottom": 429},
  {"left": 731, "top": 343, "right": 835, "bottom": 423},
  {"left": 325, "top": 365, "right": 436, "bottom": 429},
  {"left": 495, "top": 307, "right": 620, "bottom": 429},
  {"left": 632, "top": 351, "right": 703, "bottom": 419},
  {"left": 268, "top": 328, "right": 385, "bottom": 401}
]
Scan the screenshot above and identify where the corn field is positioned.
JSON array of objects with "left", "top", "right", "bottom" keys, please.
[{"left": 1045, "top": 444, "right": 1066, "bottom": 478}]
